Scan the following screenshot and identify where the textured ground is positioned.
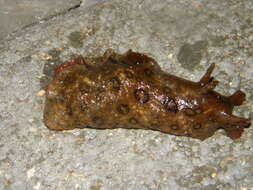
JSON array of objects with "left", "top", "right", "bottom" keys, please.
[
  {"left": 0, "top": 0, "right": 253, "bottom": 189},
  {"left": 0, "top": 0, "right": 82, "bottom": 40}
]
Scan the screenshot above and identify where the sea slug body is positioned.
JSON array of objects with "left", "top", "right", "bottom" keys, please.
[{"left": 43, "top": 49, "right": 251, "bottom": 140}]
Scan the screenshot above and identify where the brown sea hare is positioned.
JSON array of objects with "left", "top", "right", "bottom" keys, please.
[{"left": 43, "top": 49, "right": 251, "bottom": 140}]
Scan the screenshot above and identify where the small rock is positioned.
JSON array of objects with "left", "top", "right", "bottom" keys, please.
[
  {"left": 27, "top": 167, "right": 35, "bottom": 179},
  {"left": 211, "top": 173, "right": 217, "bottom": 178},
  {"left": 37, "top": 90, "right": 46, "bottom": 97}
]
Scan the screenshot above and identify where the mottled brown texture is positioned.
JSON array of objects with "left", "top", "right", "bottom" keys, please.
[{"left": 43, "top": 49, "right": 251, "bottom": 140}]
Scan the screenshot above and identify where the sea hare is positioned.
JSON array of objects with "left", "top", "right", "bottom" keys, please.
[{"left": 43, "top": 49, "right": 251, "bottom": 140}]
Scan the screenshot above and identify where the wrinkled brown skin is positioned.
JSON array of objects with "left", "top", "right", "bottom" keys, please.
[{"left": 43, "top": 49, "right": 251, "bottom": 140}]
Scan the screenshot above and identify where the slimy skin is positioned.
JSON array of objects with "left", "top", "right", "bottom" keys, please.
[{"left": 43, "top": 49, "right": 251, "bottom": 140}]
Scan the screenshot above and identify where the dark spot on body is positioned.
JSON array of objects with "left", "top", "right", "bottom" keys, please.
[
  {"left": 144, "top": 68, "right": 153, "bottom": 77},
  {"left": 193, "top": 123, "right": 201, "bottom": 129},
  {"left": 129, "top": 117, "right": 138, "bottom": 124},
  {"left": 135, "top": 89, "right": 149, "bottom": 104},
  {"left": 183, "top": 108, "right": 196, "bottom": 116},
  {"left": 66, "top": 104, "right": 73, "bottom": 116},
  {"left": 79, "top": 83, "right": 90, "bottom": 94},
  {"left": 80, "top": 103, "right": 87, "bottom": 112},
  {"left": 92, "top": 116, "right": 104, "bottom": 125},
  {"left": 125, "top": 71, "right": 134, "bottom": 78},
  {"left": 109, "top": 77, "right": 121, "bottom": 90},
  {"left": 117, "top": 104, "right": 130, "bottom": 115},
  {"left": 163, "top": 97, "right": 177, "bottom": 112}
]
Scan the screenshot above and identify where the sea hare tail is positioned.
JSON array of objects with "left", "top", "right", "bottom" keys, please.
[{"left": 218, "top": 113, "right": 251, "bottom": 139}]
